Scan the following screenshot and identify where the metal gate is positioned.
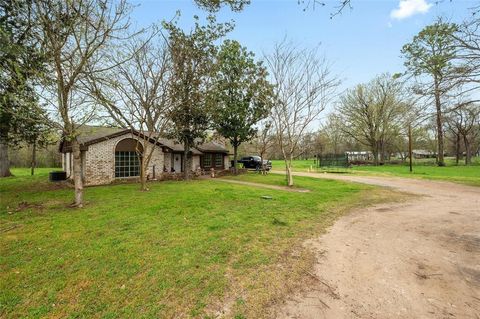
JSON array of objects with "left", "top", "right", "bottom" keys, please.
[{"left": 316, "top": 154, "right": 349, "bottom": 169}]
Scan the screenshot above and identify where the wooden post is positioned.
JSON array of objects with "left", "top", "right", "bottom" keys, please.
[{"left": 408, "top": 124, "right": 413, "bottom": 173}]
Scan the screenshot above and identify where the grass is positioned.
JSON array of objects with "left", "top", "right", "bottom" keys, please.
[
  {"left": 222, "top": 172, "right": 326, "bottom": 189},
  {"left": 0, "top": 168, "right": 400, "bottom": 318},
  {"left": 271, "top": 160, "right": 317, "bottom": 172},
  {"left": 270, "top": 158, "right": 480, "bottom": 186}
]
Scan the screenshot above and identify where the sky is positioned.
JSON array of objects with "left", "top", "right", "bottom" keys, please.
[{"left": 130, "top": 0, "right": 476, "bottom": 115}]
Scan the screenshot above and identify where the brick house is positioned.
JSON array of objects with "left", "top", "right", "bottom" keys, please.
[{"left": 59, "top": 126, "right": 230, "bottom": 185}]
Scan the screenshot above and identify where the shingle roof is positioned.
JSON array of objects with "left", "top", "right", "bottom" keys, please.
[
  {"left": 197, "top": 141, "right": 229, "bottom": 153},
  {"left": 75, "top": 126, "right": 127, "bottom": 145},
  {"left": 60, "top": 126, "right": 228, "bottom": 154},
  {"left": 156, "top": 138, "right": 203, "bottom": 155}
]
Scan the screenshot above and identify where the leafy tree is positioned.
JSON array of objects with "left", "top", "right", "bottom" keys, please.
[
  {"left": 164, "top": 16, "right": 232, "bottom": 180},
  {"left": 211, "top": 40, "right": 273, "bottom": 173},
  {"left": 401, "top": 20, "right": 458, "bottom": 166},
  {"left": 0, "top": 0, "right": 45, "bottom": 177}
]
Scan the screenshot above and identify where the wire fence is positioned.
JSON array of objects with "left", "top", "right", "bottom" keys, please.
[{"left": 315, "top": 154, "right": 350, "bottom": 172}]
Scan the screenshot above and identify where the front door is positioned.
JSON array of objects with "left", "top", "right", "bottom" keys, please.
[{"left": 173, "top": 153, "right": 182, "bottom": 172}]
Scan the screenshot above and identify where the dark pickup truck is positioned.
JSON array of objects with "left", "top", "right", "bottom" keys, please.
[{"left": 236, "top": 156, "right": 272, "bottom": 171}]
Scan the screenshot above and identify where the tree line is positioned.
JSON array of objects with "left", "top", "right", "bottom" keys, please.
[{"left": 243, "top": 15, "right": 480, "bottom": 168}]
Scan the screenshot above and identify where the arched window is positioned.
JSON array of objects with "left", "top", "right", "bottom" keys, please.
[{"left": 115, "top": 138, "right": 143, "bottom": 178}]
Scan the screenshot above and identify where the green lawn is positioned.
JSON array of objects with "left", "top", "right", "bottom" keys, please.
[
  {"left": 271, "top": 158, "right": 480, "bottom": 186},
  {"left": 271, "top": 159, "right": 317, "bottom": 172},
  {"left": 0, "top": 168, "right": 396, "bottom": 318}
]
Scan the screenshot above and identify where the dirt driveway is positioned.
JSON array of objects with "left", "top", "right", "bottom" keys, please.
[{"left": 272, "top": 172, "right": 480, "bottom": 319}]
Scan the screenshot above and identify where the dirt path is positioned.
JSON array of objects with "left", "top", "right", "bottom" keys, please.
[{"left": 272, "top": 171, "right": 480, "bottom": 319}]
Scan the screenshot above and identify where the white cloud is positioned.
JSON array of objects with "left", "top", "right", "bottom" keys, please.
[{"left": 390, "top": 0, "right": 432, "bottom": 20}]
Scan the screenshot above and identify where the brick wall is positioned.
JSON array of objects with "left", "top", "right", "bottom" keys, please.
[
  {"left": 192, "top": 155, "right": 201, "bottom": 171},
  {"left": 164, "top": 152, "right": 172, "bottom": 172},
  {"left": 83, "top": 133, "right": 164, "bottom": 186},
  {"left": 62, "top": 133, "right": 229, "bottom": 185}
]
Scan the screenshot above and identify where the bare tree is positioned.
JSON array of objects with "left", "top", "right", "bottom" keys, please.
[
  {"left": 453, "top": 15, "right": 480, "bottom": 94},
  {"left": 32, "top": 0, "right": 131, "bottom": 207},
  {"left": 335, "top": 74, "right": 410, "bottom": 165},
  {"left": 265, "top": 40, "right": 339, "bottom": 186},
  {"left": 194, "top": 0, "right": 250, "bottom": 12},
  {"left": 445, "top": 103, "right": 480, "bottom": 165},
  {"left": 90, "top": 30, "right": 171, "bottom": 191},
  {"left": 320, "top": 113, "right": 345, "bottom": 155}
]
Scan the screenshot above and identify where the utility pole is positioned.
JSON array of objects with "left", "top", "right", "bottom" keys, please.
[{"left": 408, "top": 124, "right": 413, "bottom": 173}]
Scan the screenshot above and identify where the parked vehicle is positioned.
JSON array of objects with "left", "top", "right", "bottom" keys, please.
[{"left": 235, "top": 156, "right": 272, "bottom": 171}]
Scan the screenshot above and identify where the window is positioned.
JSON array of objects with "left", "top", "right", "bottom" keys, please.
[
  {"left": 114, "top": 138, "right": 143, "bottom": 178},
  {"left": 215, "top": 154, "right": 223, "bottom": 167},
  {"left": 203, "top": 154, "right": 212, "bottom": 167},
  {"left": 115, "top": 151, "right": 141, "bottom": 177}
]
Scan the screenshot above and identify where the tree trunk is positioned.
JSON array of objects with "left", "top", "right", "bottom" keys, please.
[
  {"left": 464, "top": 134, "right": 471, "bottom": 165},
  {"left": 31, "top": 140, "right": 37, "bottom": 176},
  {"left": 0, "top": 131, "right": 12, "bottom": 177},
  {"left": 259, "top": 153, "right": 263, "bottom": 175},
  {"left": 71, "top": 139, "right": 84, "bottom": 207},
  {"left": 434, "top": 78, "right": 445, "bottom": 166},
  {"left": 139, "top": 156, "right": 148, "bottom": 191},
  {"left": 183, "top": 142, "right": 190, "bottom": 180},
  {"left": 286, "top": 155, "right": 294, "bottom": 187},
  {"left": 260, "top": 152, "right": 267, "bottom": 175},
  {"left": 379, "top": 140, "right": 385, "bottom": 164},
  {"left": 286, "top": 164, "right": 293, "bottom": 186},
  {"left": 408, "top": 124, "right": 413, "bottom": 173},
  {"left": 455, "top": 133, "right": 460, "bottom": 165},
  {"left": 233, "top": 144, "right": 238, "bottom": 175},
  {"left": 372, "top": 144, "right": 379, "bottom": 166}
]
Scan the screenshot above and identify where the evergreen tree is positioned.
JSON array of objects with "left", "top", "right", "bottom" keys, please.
[
  {"left": 211, "top": 40, "right": 273, "bottom": 173},
  {"left": 0, "top": 0, "right": 45, "bottom": 177}
]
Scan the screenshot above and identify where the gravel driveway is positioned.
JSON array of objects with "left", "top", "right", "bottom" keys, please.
[{"left": 272, "top": 171, "right": 480, "bottom": 319}]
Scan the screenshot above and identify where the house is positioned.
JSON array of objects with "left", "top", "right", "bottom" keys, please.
[
  {"left": 59, "top": 126, "right": 230, "bottom": 186},
  {"left": 412, "top": 149, "right": 436, "bottom": 159}
]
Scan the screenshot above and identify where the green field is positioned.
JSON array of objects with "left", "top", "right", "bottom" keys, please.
[
  {"left": 270, "top": 158, "right": 480, "bottom": 186},
  {"left": 0, "top": 168, "right": 397, "bottom": 318}
]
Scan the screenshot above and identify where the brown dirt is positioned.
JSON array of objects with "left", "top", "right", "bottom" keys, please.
[{"left": 272, "top": 171, "right": 480, "bottom": 319}]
